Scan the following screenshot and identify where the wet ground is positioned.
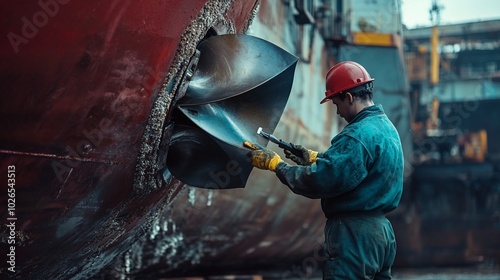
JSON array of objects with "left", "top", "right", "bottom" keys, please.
[
  {"left": 392, "top": 267, "right": 500, "bottom": 280},
  {"left": 154, "top": 267, "right": 500, "bottom": 280}
]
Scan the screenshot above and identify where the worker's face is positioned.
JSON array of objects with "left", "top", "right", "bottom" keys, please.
[{"left": 331, "top": 93, "right": 354, "bottom": 123}]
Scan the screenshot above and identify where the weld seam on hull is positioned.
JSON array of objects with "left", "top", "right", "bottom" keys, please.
[{"left": 0, "top": 149, "right": 126, "bottom": 165}]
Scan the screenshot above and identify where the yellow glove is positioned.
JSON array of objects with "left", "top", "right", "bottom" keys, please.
[
  {"left": 284, "top": 143, "right": 318, "bottom": 166},
  {"left": 243, "top": 141, "right": 283, "bottom": 172}
]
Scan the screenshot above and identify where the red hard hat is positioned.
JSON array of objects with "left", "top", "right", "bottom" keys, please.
[{"left": 320, "top": 61, "right": 374, "bottom": 104}]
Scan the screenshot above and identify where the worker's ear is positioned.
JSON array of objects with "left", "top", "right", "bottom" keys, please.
[{"left": 346, "top": 92, "right": 354, "bottom": 104}]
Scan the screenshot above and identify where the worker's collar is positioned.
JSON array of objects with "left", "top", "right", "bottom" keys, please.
[{"left": 347, "top": 104, "right": 384, "bottom": 124}]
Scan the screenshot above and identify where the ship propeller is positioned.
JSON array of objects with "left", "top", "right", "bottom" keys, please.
[{"left": 165, "top": 34, "right": 297, "bottom": 189}]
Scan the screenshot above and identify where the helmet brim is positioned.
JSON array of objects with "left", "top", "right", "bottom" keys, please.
[{"left": 320, "top": 78, "right": 374, "bottom": 104}]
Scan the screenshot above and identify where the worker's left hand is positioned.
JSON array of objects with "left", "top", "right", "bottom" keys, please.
[
  {"left": 243, "top": 141, "right": 283, "bottom": 172},
  {"left": 284, "top": 143, "right": 318, "bottom": 166}
]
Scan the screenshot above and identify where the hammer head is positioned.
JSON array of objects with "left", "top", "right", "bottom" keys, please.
[{"left": 257, "top": 127, "right": 263, "bottom": 135}]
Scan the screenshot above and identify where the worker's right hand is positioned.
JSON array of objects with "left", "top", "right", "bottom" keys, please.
[
  {"left": 244, "top": 141, "right": 283, "bottom": 172},
  {"left": 284, "top": 143, "right": 318, "bottom": 166}
]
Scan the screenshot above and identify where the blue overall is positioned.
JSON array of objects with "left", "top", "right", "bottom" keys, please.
[{"left": 276, "top": 104, "right": 404, "bottom": 279}]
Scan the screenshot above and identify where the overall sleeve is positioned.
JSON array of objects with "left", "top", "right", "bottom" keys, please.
[{"left": 275, "top": 135, "right": 373, "bottom": 199}]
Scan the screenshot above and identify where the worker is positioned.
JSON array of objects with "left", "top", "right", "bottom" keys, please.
[{"left": 244, "top": 61, "right": 404, "bottom": 279}]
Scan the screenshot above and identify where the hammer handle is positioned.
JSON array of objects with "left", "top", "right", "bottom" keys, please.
[
  {"left": 277, "top": 141, "right": 304, "bottom": 158},
  {"left": 267, "top": 135, "right": 303, "bottom": 158}
]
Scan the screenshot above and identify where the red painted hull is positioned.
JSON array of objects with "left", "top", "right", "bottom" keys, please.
[{"left": 0, "top": 1, "right": 260, "bottom": 278}]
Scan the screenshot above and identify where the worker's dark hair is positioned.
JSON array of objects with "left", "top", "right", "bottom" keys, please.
[{"left": 337, "top": 82, "right": 373, "bottom": 101}]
